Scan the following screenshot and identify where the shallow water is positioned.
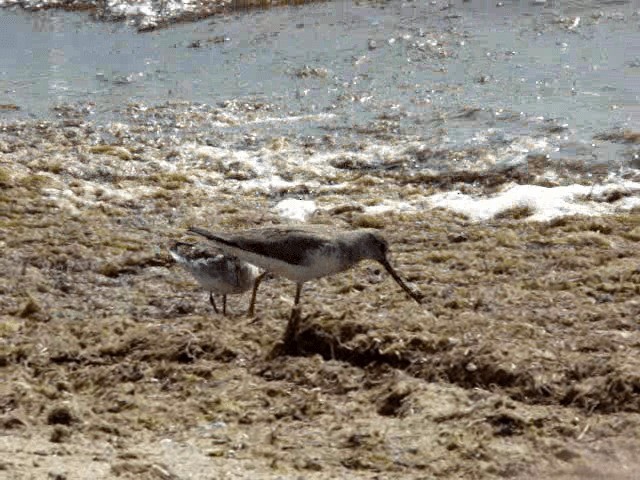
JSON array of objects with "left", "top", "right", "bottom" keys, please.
[{"left": 1, "top": 0, "right": 640, "bottom": 218}]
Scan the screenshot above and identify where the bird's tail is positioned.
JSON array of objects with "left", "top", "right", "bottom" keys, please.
[{"left": 187, "top": 226, "right": 219, "bottom": 241}]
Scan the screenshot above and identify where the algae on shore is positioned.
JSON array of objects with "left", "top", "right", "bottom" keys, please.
[{"left": 1, "top": 113, "right": 639, "bottom": 480}]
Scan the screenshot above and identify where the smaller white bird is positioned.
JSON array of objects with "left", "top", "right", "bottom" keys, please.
[{"left": 169, "top": 242, "right": 265, "bottom": 316}]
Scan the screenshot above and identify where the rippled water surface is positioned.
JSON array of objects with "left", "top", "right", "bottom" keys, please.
[{"left": 1, "top": 0, "right": 640, "bottom": 186}]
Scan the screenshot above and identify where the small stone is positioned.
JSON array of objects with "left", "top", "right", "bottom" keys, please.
[{"left": 46, "top": 406, "right": 75, "bottom": 426}]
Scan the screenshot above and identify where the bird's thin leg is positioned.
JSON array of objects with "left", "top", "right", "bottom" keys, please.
[
  {"left": 294, "top": 283, "right": 302, "bottom": 304},
  {"left": 247, "top": 272, "right": 267, "bottom": 317},
  {"left": 209, "top": 292, "right": 219, "bottom": 314},
  {"left": 290, "top": 283, "right": 303, "bottom": 321},
  {"left": 222, "top": 295, "right": 227, "bottom": 316}
]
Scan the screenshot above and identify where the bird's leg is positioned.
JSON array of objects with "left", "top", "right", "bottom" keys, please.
[
  {"left": 288, "top": 283, "right": 303, "bottom": 323},
  {"left": 209, "top": 292, "right": 219, "bottom": 314},
  {"left": 247, "top": 272, "right": 267, "bottom": 317},
  {"left": 222, "top": 295, "right": 227, "bottom": 316},
  {"left": 295, "top": 283, "right": 302, "bottom": 303}
]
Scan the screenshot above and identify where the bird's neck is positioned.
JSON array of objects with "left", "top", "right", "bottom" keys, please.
[{"left": 337, "top": 232, "right": 371, "bottom": 263}]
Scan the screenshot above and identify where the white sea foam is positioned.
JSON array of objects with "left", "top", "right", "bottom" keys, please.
[
  {"left": 427, "top": 181, "right": 640, "bottom": 222},
  {"left": 247, "top": 113, "right": 336, "bottom": 125},
  {"left": 274, "top": 199, "right": 317, "bottom": 222},
  {"left": 241, "top": 176, "right": 299, "bottom": 193},
  {"left": 107, "top": 0, "right": 155, "bottom": 18},
  {"left": 364, "top": 200, "right": 416, "bottom": 215},
  {"left": 178, "top": 136, "right": 639, "bottom": 223}
]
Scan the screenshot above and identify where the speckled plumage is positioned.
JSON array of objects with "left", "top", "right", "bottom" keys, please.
[{"left": 169, "top": 242, "right": 264, "bottom": 316}]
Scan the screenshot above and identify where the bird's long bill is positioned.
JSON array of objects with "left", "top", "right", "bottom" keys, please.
[{"left": 381, "top": 258, "right": 423, "bottom": 304}]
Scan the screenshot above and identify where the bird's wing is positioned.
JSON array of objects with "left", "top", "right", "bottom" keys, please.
[{"left": 188, "top": 226, "right": 332, "bottom": 266}]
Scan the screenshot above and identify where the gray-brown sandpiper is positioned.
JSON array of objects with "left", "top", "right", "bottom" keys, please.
[
  {"left": 186, "top": 226, "right": 422, "bottom": 320},
  {"left": 169, "top": 242, "right": 266, "bottom": 316}
]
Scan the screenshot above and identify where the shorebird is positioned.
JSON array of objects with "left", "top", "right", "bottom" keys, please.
[
  {"left": 169, "top": 242, "right": 266, "bottom": 316},
  {"left": 187, "top": 226, "right": 422, "bottom": 320}
]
